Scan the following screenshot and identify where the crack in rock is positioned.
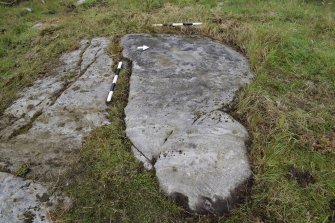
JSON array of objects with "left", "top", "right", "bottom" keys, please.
[
  {"left": 47, "top": 42, "right": 103, "bottom": 109},
  {"left": 0, "top": 38, "right": 104, "bottom": 141},
  {"left": 122, "top": 34, "right": 253, "bottom": 216},
  {"left": 0, "top": 43, "right": 83, "bottom": 141},
  {"left": 0, "top": 37, "right": 113, "bottom": 222}
]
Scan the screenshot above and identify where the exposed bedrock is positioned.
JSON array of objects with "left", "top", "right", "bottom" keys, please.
[
  {"left": 0, "top": 172, "right": 70, "bottom": 223},
  {"left": 0, "top": 37, "right": 112, "bottom": 180},
  {"left": 122, "top": 34, "right": 253, "bottom": 215},
  {"left": 0, "top": 37, "right": 113, "bottom": 222}
]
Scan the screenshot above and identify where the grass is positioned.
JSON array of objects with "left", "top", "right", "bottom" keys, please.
[
  {"left": 15, "top": 163, "right": 30, "bottom": 177},
  {"left": 1, "top": 0, "right": 334, "bottom": 222}
]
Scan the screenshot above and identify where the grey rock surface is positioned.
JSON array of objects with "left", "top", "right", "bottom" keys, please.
[
  {"left": 122, "top": 34, "right": 253, "bottom": 215},
  {"left": 0, "top": 38, "right": 112, "bottom": 180},
  {"left": 0, "top": 37, "right": 112, "bottom": 222},
  {"left": 0, "top": 172, "right": 68, "bottom": 223}
]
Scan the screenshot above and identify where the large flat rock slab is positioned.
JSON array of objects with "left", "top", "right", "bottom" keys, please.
[
  {"left": 0, "top": 38, "right": 112, "bottom": 180},
  {"left": 0, "top": 37, "right": 113, "bottom": 221},
  {"left": 122, "top": 34, "right": 253, "bottom": 215}
]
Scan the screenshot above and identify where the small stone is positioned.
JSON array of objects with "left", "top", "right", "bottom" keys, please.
[
  {"left": 76, "top": 0, "right": 86, "bottom": 5},
  {"left": 32, "top": 22, "right": 44, "bottom": 29},
  {"left": 32, "top": 23, "right": 43, "bottom": 29}
]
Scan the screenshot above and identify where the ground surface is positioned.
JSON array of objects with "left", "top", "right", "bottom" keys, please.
[{"left": 0, "top": 0, "right": 334, "bottom": 222}]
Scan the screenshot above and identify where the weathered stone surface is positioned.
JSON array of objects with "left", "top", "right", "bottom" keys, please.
[
  {"left": 0, "top": 38, "right": 112, "bottom": 180},
  {"left": 122, "top": 34, "right": 253, "bottom": 215},
  {"left": 0, "top": 37, "right": 112, "bottom": 222},
  {"left": 0, "top": 172, "right": 69, "bottom": 223}
]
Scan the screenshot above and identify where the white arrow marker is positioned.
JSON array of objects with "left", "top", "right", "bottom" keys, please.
[{"left": 137, "top": 45, "right": 149, "bottom": 51}]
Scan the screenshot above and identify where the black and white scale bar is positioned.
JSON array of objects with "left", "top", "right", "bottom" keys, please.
[
  {"left": 153, "top": 22, "right": 202, "bottom": 27},
  {"left": 106, "top": 62, "right": 122, "bottom": 103}
]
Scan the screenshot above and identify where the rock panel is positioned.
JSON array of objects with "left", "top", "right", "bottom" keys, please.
[
  {"left": 0, "top": 38, "right": 112, "bottom": 180},
  {"left": 0, "top": 37, "right": 113, "bottom": 222},
  {"left": 122, "top": 34, "right": 253, "bottom": 215}
]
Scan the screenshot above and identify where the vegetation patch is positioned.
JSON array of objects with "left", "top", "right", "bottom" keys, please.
[
  {"left": 16, "top": 163, "right": 30, "bottom": 178},
  {"left": 288, "top": 165, "right": 316, "bottom": 187},
  {"left": 23, "top": 210, "right": 35, "bottom": 223},
  {"left": 80, "top": 0, "right": 97, "bottom": 9}
]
